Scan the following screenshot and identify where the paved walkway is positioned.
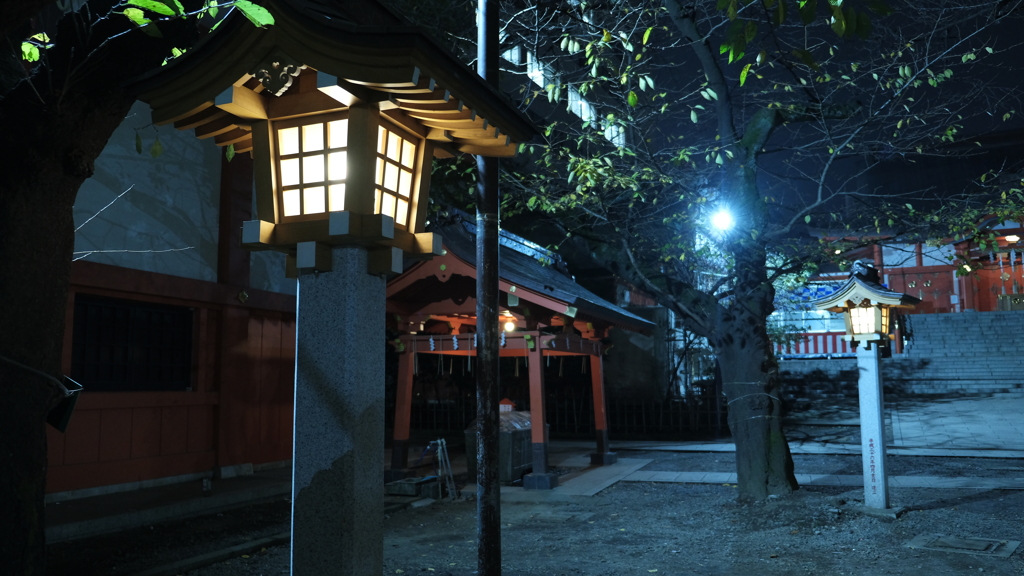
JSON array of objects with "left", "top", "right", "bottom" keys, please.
[
  {"left": 788, "top": 393, "right": 1024, "bottom": 450},
  {"left": 621, "top": 470, "right": 1024, "bottom": 490},
  {"left": 889, "top": 395, "right": 1024, "bottom": 449}
]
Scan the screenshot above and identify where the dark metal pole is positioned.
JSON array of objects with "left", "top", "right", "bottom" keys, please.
[{"left": 475, "top": 0, "right": 501, "bottom": 574}]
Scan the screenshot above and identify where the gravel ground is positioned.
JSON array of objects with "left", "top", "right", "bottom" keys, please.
[{"left": 49, "top": 450, "right": 1024, "bottom": 576}]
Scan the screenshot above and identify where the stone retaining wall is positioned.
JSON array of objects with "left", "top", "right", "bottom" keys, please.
[{"left": 781, "top": 310, "right": 1024, "bottom": 399}]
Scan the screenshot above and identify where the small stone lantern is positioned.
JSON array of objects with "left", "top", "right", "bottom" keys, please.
[{"left": 813, "top": 261, "right": 918, "bottom": 511}]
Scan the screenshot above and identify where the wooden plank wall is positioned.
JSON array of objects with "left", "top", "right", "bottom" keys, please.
[{"left": 46, "top": 261, "right": 296, "bottom": 494}]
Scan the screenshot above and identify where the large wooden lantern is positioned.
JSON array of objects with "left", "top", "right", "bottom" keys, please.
[
  {"left": 814, "top": 261, "right": 919, "bottom": 344},
  {"left": 131, "top": 0, "right": 535, "bottom": 275}
]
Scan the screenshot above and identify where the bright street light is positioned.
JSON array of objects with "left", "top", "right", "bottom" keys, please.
[{"left": 711, "top": 210, "right": 734, "bottom": 231}]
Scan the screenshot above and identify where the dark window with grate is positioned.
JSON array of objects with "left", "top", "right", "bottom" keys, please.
[{"left": 71, "top": 294, "right": 194, "bottom": 392}]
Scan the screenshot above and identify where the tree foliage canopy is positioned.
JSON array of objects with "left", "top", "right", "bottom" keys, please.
[
  {"left": 396, "top": 0, "right": 1024, "bottom": 499},
  {"left": 404, "top": 0, "right": 1024, "bottom": 336}
]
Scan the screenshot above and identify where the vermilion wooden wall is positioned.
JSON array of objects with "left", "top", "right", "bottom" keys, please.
[
  {"left": 884, "top": 266, "right": 958, "bottom": 314},
  {"left": 46, "top": 260, "right": 296, "bottom": 494}
]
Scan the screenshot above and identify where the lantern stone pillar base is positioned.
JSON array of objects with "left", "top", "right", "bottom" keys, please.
[
  {"left": 854, "top": 505, "right": 907, "bottom": 520},
  {"left": 856, "top": 341, "right": 890, "bottom": 511},
  {"left": 291, "top": 246, "right": 384, "bottom": 576}
]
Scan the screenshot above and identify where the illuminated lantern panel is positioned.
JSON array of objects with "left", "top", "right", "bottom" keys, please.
[
  {"left": 848, "top": 303, "right": 890, "bottom": 335},
  {"left": 849, "top": 306, "right": 875, "bottom": 334},
  {"left": 277, "top": 115, "right": 349, "bottom": 218},
  {"left": 374, "top": 124, "right": 416, "bottom": 227}
]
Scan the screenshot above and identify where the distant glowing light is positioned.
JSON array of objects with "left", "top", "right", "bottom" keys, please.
[
  {"left": 963, "top": 264, "right": 972, "bottom": 272},
  {"left": 1006, "top": 235, "right": 1020, "bottom": 243},
  {"left": 835, "top": 249, "right": 842, "bottom": 255},
  {"left": 503, "top": 321, "right": 516, "bottom": 332},
  {"left": 711, "top": 210, "right": 734, "bottom": 231}
]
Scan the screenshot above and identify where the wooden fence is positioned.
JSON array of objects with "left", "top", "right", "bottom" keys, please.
[{"left": 387, "top": 394, "right": 728, "bottom": 440}]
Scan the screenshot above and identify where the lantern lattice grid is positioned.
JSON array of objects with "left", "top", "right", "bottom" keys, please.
[
  {"left": 847, "top": 301, "right": 891, "bottom": 336},
  {"left": 275, "top": 113, "right": 350, "bottom": 219},
  {"left": 271, "top": 114, "right": 420, "bottom": 229}
]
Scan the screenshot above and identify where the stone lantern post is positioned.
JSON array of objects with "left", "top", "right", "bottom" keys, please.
[{"left": 813, "top": 261, "right": 918, "bottom": 511}]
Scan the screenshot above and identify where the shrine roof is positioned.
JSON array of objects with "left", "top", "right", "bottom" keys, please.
[{"left": 432, "top": 218, "right": 654, "bottom": 332}]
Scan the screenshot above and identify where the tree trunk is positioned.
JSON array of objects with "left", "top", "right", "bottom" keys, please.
[
  {"left": 0, "top": 162, "right": 79, "bottom": 575},
  {"left": 0, "top": 5, "right": 198, "bottom": 570},
  {"left": 0, "top": 111, "right": 137, "bottom": 573},
  {"left": 711, "top": 244, "right": 798, "bottom": 501}
]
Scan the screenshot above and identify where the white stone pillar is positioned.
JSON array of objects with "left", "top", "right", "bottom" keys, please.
[
  {"left": 290, "top": 246, "right": 385, "bottom": 575},
  {"left": 856, "top": 341, "right": 889, "bottom": 510}
]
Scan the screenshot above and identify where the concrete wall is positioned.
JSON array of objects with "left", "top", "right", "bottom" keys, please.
[
  {"left": 251, "top": 250, "right": 296, "bottom": 295},
  {"left": 73, "top": 101, "right": 297, "bottom": 295},
  {"left": 781, "top": 310, "right": 1024, "bottom": 399},
  {"left": 73, "top": 101, "right": 221, "bottom": 282}
]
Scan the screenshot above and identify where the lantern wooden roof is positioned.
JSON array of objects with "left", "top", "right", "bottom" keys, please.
[
  {"left": 129, "top": 0, "right": 536, "bottom": 158},
  {"left": 813, "top": 264, "right": 920, "bottom": 313}
]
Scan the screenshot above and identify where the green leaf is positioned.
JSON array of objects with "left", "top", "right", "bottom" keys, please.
[
  {"left": 791, "top": 48, "right": 820, "bottom": 71},
  {"left": 225, "top": 143, "right": 236, "bottom": 162},
  {"left": 774, "top": 0, "right": 787, "bottom": 26},
  {"left": 207, "top": 0, "right": 219, "bottom": 18},
  {"left": 855, "top": 11, "right": 872, "bottom": 39},
  {"left": 865, "top": 0, "right": 893, "bottom": 16},
  {"left": 643, "top": 27, "right": 652, "bottom": 45},
  {"left": 135, "top": 132, "right": 143, "bottom": 154},
  {"left": 804, "top": 215, "right": 812, "bottom": 224},
  {"left": 627, "top": 91, "right": 638, "bottom": 107},
  {"left": 797, "top": 0, "right": 816, "bottom": 25},
  {"left": 141, "top": 22, "right": 163, "bottom": 37},
  {"left": 744, "top": 20, "right": 757, "bottom": 43},
  {"left": 691, "top": 109, "right": 698, "bottom": 123},
  {"left": 123, "top": 7, "right": 151, "bottom": 26},
  {"left": 150, "top": 138, "right": 164, "bottom": 158},
  {"left": 127, "top": 0, "right": 175, "bottom": 16},
  {"left": 739, "top": 63, "right": 752, "bottom": 87},
  {"left": 830, "top": 5, "right": 845, "bottom": 36},
  {"left": 234, "top": 0, "right": 275, "bottom": 27},
  {"left": 20, "top": 42, "right": 40, "bottom": 62}
]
